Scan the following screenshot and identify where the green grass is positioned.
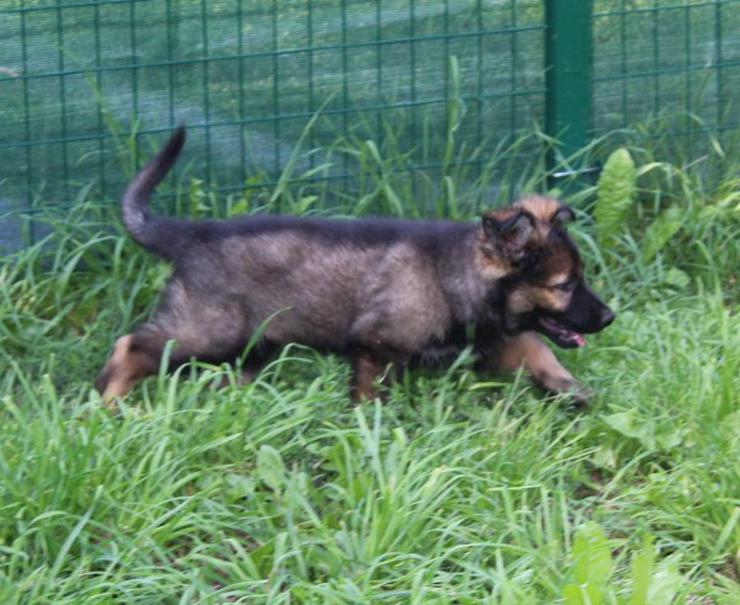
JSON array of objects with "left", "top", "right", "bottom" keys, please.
[{"left": 0, "top": 127, "right": 739, "bottom": 604}]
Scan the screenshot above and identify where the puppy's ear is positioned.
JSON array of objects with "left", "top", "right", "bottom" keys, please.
[
  {"left": 553, "top": 204, "right": 575, "bottom": 227},
  {"left": 481, "top": 210, "right": 534, "bottom": 262}
]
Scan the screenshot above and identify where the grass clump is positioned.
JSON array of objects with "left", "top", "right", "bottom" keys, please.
[{"left": 0, "top": 123, "right": 738, "bottom": 603}]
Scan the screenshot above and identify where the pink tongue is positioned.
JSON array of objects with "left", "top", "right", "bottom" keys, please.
[{"left": 574, "top": 333, "right": 586, "bottom": 347}]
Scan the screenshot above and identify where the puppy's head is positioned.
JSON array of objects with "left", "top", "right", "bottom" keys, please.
[{"left": 480, "top": 195, "right": 615, "bottom": 347}]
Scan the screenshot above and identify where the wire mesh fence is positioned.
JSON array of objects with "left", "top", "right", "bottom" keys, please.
[
  {"left": 592, "top": 0, "right": 737, "bottom": 136},
  {"left": 0, "top": 0, "right": 737, "bottom": 248}
]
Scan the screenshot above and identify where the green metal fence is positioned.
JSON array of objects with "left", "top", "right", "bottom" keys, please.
[
  {"left": 592, "top": 0, "right": 737, "bottom": 137},
  {"left": 0, "top": 1, "right": 737, "bottom": 246}
]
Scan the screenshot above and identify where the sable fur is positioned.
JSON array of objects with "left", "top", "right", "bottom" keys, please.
[{"left": 96, "top": 127, "right": 614, "bottom": 403}]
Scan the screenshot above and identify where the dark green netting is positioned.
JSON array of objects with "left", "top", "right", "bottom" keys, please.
[
  {"left": 0, "top": 0, "right": 737, "bottom": 248},
  {"left": 593, "top": 0, "right": 737, "bottom": 136}
]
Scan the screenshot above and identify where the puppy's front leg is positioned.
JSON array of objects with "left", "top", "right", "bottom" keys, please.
[
  {"left": 496, "top": 332, "right": 592, "bottom": 403},
  {"left": 350, "top": 349, "right": 383, "bottom": 401},
  {"left": 349, "top": 348, "right": 400, "bottom": 402}
]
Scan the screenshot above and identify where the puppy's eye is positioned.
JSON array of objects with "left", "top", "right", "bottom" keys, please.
[{"left": 553, "top": 280, "right": 575, "bottom": 293}]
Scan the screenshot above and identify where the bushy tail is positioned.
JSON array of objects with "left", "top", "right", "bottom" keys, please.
[{"left": 122, "top": 127, "right": 186, "bottom": 257}]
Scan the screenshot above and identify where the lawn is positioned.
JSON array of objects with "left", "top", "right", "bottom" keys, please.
[{"left": 0, "top": 126, "right": 738, "bottom": 603}]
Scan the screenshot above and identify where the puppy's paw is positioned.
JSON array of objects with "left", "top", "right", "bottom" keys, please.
[
  {"left": 537, "top": 374, "right": 593, "bottom": 405},
  {"left": 562, "top": 380, "right": 593, "bottom": 405}
]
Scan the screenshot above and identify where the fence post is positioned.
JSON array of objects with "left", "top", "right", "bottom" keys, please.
[{"left": 545, "top": 0, "right": 594, "bottom": 187}]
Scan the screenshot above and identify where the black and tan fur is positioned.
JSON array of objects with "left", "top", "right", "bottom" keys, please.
[{"left": 96, "top": 128, "right": 614, "bottom": 403}]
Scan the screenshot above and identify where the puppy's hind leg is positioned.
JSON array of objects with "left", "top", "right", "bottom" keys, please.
[
  {"left": 95, "top": 319, "right": 211, "bottom": 404},
  {"left": 96, "top": 279, "right": 257, "bottom": 404},
  {"left": 496, "top": 332, "right": 592, "bottom": 403},
  {"left": 95, "top": 333, "right": 160, "bottom": 403}
]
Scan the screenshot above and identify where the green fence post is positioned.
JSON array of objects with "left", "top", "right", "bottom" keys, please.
[{"left": 545, "top": 0, "right": 594, "bottom": 188}]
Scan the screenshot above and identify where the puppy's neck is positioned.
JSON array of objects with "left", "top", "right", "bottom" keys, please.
[{"left": 437, "top": 231, "right": 510, "bottom": 324}]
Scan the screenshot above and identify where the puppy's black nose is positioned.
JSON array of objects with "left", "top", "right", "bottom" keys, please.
[{"left": 600, "top": 307, "right": 616, "bottom": 328}]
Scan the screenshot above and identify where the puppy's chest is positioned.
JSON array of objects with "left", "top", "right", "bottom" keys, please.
[
  {"left": 414, "top": 322, "right": 475, "bottom": 367},
  {"left": 415, "top": 318, "right": 503, "bottom": 367}
]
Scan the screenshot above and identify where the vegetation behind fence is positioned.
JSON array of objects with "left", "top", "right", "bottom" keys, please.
[{"left": 0, "top": 0, "right": 737, "bottom": 243}]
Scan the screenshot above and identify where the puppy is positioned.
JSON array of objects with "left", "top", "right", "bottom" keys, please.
[{"left": 96, "top": 128, "right": 614, "bottom": 402}]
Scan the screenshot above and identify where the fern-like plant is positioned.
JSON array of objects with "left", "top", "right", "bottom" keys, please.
[{"left": 594, "top": 148, "right": 637, "bottom": 250}]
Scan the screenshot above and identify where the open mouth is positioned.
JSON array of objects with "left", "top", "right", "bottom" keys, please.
[{"left": 537, "top": 317, "right": 586, "bottom": 349}]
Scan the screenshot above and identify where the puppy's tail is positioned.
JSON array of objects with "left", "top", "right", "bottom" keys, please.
[{"left": 122, "top": 127, "right": 186, "bottom": 258}]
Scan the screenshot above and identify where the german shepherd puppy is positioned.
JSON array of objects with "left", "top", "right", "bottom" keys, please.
[{"left": 96, "top": 128, "right": 614, "bottom": 403}]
